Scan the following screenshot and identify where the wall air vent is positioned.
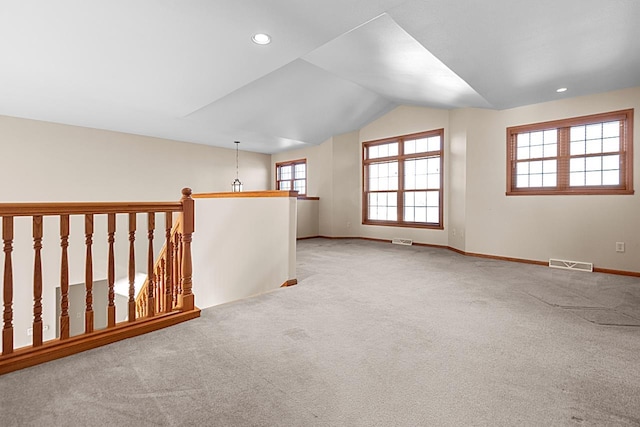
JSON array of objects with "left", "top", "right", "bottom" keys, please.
[
  {"left": 392, "top": 238, "right": 413, "bottom": 246},
  {"left": 548, "top": 258, "right": 593, "bottom": 272}
]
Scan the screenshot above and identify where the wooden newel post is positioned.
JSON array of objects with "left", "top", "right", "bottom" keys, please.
[{"left": 179, "top": 188, "right": 195, "bottom": 311}]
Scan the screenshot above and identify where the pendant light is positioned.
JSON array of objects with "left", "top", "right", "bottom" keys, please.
[{"left": 231, "top": 141, "right": 243, "bottom": 192}]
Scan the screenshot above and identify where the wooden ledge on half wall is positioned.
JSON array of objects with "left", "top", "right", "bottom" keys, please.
[{"left": 193, "top": 190, "right": 298, "bottom": 199}]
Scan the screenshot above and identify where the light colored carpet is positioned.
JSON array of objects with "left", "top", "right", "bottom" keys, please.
[{"left": 1, "top": 238, "right": 639, "bottom": 426}]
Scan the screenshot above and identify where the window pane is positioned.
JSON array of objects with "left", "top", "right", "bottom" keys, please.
[
  {"left": 602, "top": 121, "right": 620, "bottom": 138},
  {"left": 427, "top": 157, "right": 440, "bottom": 173},
  {"left": 570, "top": 158, "right": 585, "bottom": 172},
  {"left": 517, "top": 133, "right": 529, "bottom": 148},
  {"left": 405, "top": 139, "right": 416, "bottom": 154},
  {"left": 388, "top": 162, "right": 398, "bottom": 190},
  {"left": 294, "top": 180, "right": 306, "bottom": 194},
  {"left": 530, "top": 174, "right": 543, "bottom": 187},
  {"left": 603, "top": 170, "right": 619, "bottom": 185},
  {"left": 517, "top": 175, "right": 529, "bottom": 188},
  {"left": 570, "top": 125, "right": 585, "bottom": 141},
  {"left": 387, "top": 207, "right": 397, "bottom": 221},
  {"left": 543, "top": 143, "right": 557, "bottom": 158},
  {"left": 416, "top": 159, "right": 428, "bottom": 174},
  {"left": 530, "top": 145, "right": 543, "bottom": 159},
  {"left": 368, "top": 142, "right": 398, "bottom": 159},
  {"left": 369, "top": 161, "right": 398, "bottom": 192},
  {"left": 426, "top": 207, "right": 439, "bottom": 223},
  {"left": 517, "top": 162, "right": 529, "bottom": 175},
  {"left": 543, "top": 130, "right": 557, "bottom": 144},
  {"left": 585, "top": 156, "right": 601, "bottom": 171},
  {"left": 602, "top": 154, "right": 619, "bottom": 171},
  {"left": 404, "top": 157, "right": 440, "bottom": 190},
  {"left": 426, "top": 191, "right": 439, "bottom": 206},
  {"left": 585, "top": 171, "right": 601, "bottom": 186},
  {"left": 543, "top": 160, "right": 557, "bottom": 174},
  {"left": 279, "top": 165, "right": 292, "bottom": 180},
  {"left": 294, "top": 163, "right": 306, "bottom": 179},
  {"left": 602, "top": 137, "right": 620, "bottom": 153},
  {"left": 586, "top": 139, "right": 601, "bottom": 154},
  {"left": 570, "top": 141, "right": 586, "bottom": 156},
  {"left": 404, "top": 191, "right": 437, "bottom": 223},
  {"left": 517, "top": 147, "right": 530, "bottom": 160},
  {"left": 280, "top": 181, "right": 291, "bottom": 190},
  {"left": 404, "top": 207, "right": 414, "bottom": 222},
  {"left": 427, "top": 136, "right": 440, "bottom": 152},
  {"left": 586, "top": 123, "right": 602, "bottom": 140},
  {"left": 530, "top": 131, "right": 543, "bottom": 146},
  {"left": 530, "top": 161, "right": 543, "bottom": 174},
  {"left": 542, "top": 173, "right": 556, "bottom": 187},
  {"left": 570, "top": 172, "right": 585, "bottom": 186},
  {"left": 368, "top": 192, "right": 397, "bottom": 220},
  {"left": 427, "top": 174, "right": 440, "bottom": 189}
]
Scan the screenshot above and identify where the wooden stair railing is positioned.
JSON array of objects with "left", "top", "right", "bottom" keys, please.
[
  {"left": 135, "top": 217, "right": 182, "bottom": 318},
  {"left": 0, "top": 188, "right": 199, "bottom": 375}
]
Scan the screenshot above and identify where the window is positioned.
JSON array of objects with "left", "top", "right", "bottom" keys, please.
[
  {"left": 276, "top": 159, "right": 306, "bottom": 195},
  {"left": 507, "top": 109, "right": 634, "bottom": 195},
  {"left": 363, "top": 129, "right": 444, "bottom": 229}
]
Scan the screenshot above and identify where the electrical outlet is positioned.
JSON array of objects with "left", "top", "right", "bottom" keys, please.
[
  {"left": 453, "top": 228, "right": 456, "bottom": 236},
  {"left": 616, "top": 242, "right": 625, "bottom": 253},
  {"left": 460, "top": 229, "right": 464, "bottom": 237}
]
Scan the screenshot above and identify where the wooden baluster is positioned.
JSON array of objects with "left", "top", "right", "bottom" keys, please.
[
  {"left": 157, "top": 263, "right": 163, "bottom": 314},
  {"left": 172, "top": 232, "right": 180, "bottom": 309},
  {"left": 2, "top": 216, "right": 14, "bottom": 355},
  {"left": 178, "top": 232, "right": 183, "bottom": 296},
  {"left": 146, "top": 212, "right": 155, "bottom": 317},
  {"left": 32, "top": 216, "right": 43, "bottom": 346},
  {"left": 179, "top": 188, "right": 194, "bottom": 311},
  {"left": 59, "top": 215, "right": 70, "bottom": 340},
  {"left": 107, "top": 213, "right": 116, "bottom": 328},
  {"left": 84, "top": 214, "right": 94, "bottom": 333},
  {"left": 128, "top": 213, "right": 136, "bottom": 322},
  {"left": 164, "top": 213, "right": 173, "bottom": 312}
]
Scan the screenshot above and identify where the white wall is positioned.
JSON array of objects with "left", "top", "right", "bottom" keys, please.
[
  {"left": 270, "top": 87, "right": 640, "bottom": 273},
  {"left": 1, "top": 114, "right": 271, "bottom": 348},
  {"left": 463, "top": 88, "right": 640, "bottom": 272},
  {"left": 297, "top": 199, "right": 319, "bottom": 238},
  {"left": 192, "top": 194, "right": 297, "bottom": 308},
  {"left": 0, "top": 115, "right": 270, "bottom": 202}
]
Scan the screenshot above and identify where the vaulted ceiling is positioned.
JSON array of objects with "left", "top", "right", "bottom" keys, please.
[{"left": 1, "top": 0, "right": 639, "bottom": 153}]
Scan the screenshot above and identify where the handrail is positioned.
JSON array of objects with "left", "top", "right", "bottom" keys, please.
[
  {"left": 0, "top": 188, "right": 198, "bottom": 374},
  {"left": 0, "top": 201, "right": 183, "bottom": 216}
]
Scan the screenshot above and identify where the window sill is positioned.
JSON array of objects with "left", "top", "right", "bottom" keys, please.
[
  {"left": 506, "top": 188, "right": 634, "bottom": 196},
  {"left": 363, "top": 220, "right": 443, "bottom": 230}
]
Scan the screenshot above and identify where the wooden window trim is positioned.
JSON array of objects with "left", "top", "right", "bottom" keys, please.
[
  {"left": 506, "top": 109, "right": 634, "bottom": 196},
  {"left": 362, "top": 129, "right": 444, "bottom": 229},
  {"left": 276, "top": 159, "right": 307, "bottom": 196}
]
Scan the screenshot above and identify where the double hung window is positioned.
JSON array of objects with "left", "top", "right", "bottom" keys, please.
[
  {"left": 363, "top": 130, "right": 444, "bottom": 229},
  {"left": 276, "top": 159, "right": 306, "bottom": 195},
  {"left": 507, "top": 110, "right": 633, "bottom": 195}
]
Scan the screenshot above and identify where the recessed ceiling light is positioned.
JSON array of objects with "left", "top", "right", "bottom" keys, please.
[
  {"left": 556, "top": 87, "right": 568, "bottom": 93},
  {"left": 252, "top": 33, "right": 271, "bottom": 45}
]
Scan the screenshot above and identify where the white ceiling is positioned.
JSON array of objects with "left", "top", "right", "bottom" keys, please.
[{"left": 1, "top": 0, "right": 639, "bottom": 154}]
